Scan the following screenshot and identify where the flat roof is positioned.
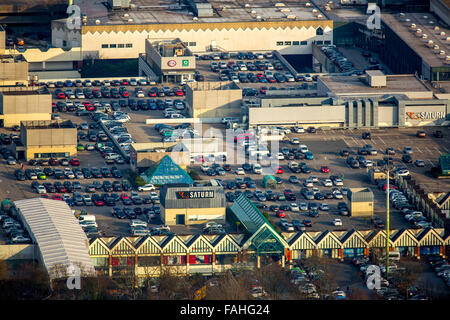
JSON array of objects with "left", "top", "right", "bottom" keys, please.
[
  {"left": 76, "top": 0, "right": 326, "bottom": 26},
  {"left": 382, "top": 13, "right": 450, "bottom": 68},
  {"left": 320, "top": 74, "right": 431, "bottom": 95},
  {"left": 22, "top": 120, "right": 76, "bottom": 129}
]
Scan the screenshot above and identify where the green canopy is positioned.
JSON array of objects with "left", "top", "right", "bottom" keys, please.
[{"left": 263, "top": 175, "right": 277, "bottom": 189}]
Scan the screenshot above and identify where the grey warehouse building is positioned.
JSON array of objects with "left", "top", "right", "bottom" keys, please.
[
  {"left": 160, "top": 184, "right": 226, "bottom": 226},
  {"left": 246, "top": 72, "right": 450, "bottom": 129}
]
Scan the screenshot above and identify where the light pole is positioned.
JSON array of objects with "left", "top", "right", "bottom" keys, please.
[{"left": 385, "top": 168, "right": 390, "bottom": 277}]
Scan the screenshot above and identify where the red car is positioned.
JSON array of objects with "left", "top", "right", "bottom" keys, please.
[
  {"left": 276, "top": 166, "right": 283, "bottom": 174},
  {"left": 256, "top": 73, "right": 264, "bottom": 79},
  {"left": 148, "top": 90, "right": 157, "bottom": 97},
  {"left": 57, "top": 92, "right": 66, "bottom": 99},
  {"left": 86, "top": 105, "right": 95, "bottom": 111},
  {"left": 321, "top": 166, "right": 330, "bottom": 173},
  {"left": 49, "top": 158, "right": 59, "bottom": 166},
  {"left": 260, "top": 86, "right": 268, "bottom": 94},
  {"left": 121, "top": 91, "right": 129, "bottom": 98},
  {"left": 120, "top": 193, "right": 130, "bottom": 200},
  {"left": 267, "top": 77, "right": 277, "bottom": 83},
  {"left": 52, "top": 194, "right": 63, "bottom": 201},
  {"left": 121, "top": 79, "right": 129, "bottom": 85},
  {"left": 276, "top": 211, "right": 286, "bottom": 218},
  {"left": 94, "top": 199, "right": 104, "bottom": 206},
  {"left": 69, "top": 158, "right": 80, "bottom": 166},
  {"left": 175, "top": 89, "right": 184, "bottom": 96}
]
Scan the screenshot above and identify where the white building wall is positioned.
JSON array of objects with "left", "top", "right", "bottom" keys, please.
[{"left": 81, "top": 24, "right": 333, "bottom": 59}]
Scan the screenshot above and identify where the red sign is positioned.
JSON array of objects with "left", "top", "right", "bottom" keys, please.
[{"left": 167, "top": 60, "right": 177, "bottom": 67}]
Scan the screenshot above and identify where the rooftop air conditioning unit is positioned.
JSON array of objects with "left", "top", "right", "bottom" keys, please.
[
  {"left": 280, "top": 8, "right": 291, "bottom": 12},
  {"left": 245, "top": 3, "right": 250, "bottom": 8},
  {"left": 317, "top": 14, "right": 323, "bottom": 19},
  {"left": 399, "top": 13, "right": 405, "bottom": 17},
  {"left": 306, "top": 2, "right": 311, "bottom": 7},
  {"left": 410, "top": 23, "right": 416, "bottom": 29},
  {"left": 423, "top": 15, "right": 428, "bottom": 19},
  {"left": 434, "top": 26, "right": 440, "bottom": 31},
  {"left": 128, "top": 18, "right": 133, "bottom": 22},
  {"left": 325, "top": 5, "right": 331, "bottom": 11},
  {"left": 439, "top": 50, "right": 446, "bottom": 58},
  {"left": 447, "top": 37, "right": 450, "bottom": 41},
  {"left": 422, "top": 34, "right": 428, "bottom": 40},
  {"left": 433, "top": 45, "right": 440, "bottom": 52},
  {"left": 429, "top": 21, "right": 434, "bottom": 24},
  {"left": 95, "top": 19, "right": 100, "bottom": 25},
  {"left": 426, "top": 40, "right": 433, "bottom": 47},
  {"left": 275, "top": 3, "right": 286, "bottom": 7},
  {"left": 193, "top": 17, "right": 198, "bottom": 21},
  {"left": 256, "top": 16, "right": 262, "bottom": 21},
  {"left": 312, "top": 9, "right": 318, "bottom": 13},
  {"left": 251, "top": 10, "right": 256, "bottom": 14},
  {"left": 287, "top": 14, "right": 296, "bottom": 19}
]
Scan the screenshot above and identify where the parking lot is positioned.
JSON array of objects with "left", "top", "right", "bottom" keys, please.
[{"left": 0, "top": 76, "right": 449, "bottom": 239}]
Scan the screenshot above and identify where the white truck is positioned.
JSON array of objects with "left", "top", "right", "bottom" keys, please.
[{"left": 79, "top": 215, "right": 96, "bottom": 223}]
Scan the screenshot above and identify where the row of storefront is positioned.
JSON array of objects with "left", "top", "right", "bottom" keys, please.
[{"left": 88, "top": 196, "right": 449, "bottom": 279}]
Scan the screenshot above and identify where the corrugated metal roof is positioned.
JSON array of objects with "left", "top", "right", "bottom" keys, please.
[
  {"left": 14, "top": 198, "right": 96, "bottom": 279},
  {"left": 348, "top": 188, "right": 374, "bottom": 202},
  {"left": 161, "top": 185, "right": 225, "bottom": 209}
]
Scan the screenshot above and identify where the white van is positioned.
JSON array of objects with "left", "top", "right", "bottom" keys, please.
[{"left": 79, "top": 215, "right": 96, "bottom": 222}]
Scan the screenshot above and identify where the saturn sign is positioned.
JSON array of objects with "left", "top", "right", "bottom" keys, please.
[{"left": 167, "top": 60, "right": 177, "bottom": 67}]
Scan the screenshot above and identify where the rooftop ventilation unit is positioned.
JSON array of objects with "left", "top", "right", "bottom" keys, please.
[
  {"left": 438, "top": 50, "right": 446, "bottom": 57},
  {"left": 95, "top": 19, "right": 101, "bottom": 25},
  {"left": 251, "top": 10, "right": 256, "bottom": 14},
  {"left": 447, "top": 37, "right": 450, "bottom": 41},
  {"left": 306, "top": 2, "right": 312, "bottom": 7},
  {"left": 128, "top": 18, "right": 133, "bottom": 22},
  {"left": 193, "top": 17, "right": 198, "bottom": 21},
  {"left": 287, "top": 14, "right": 296, "bottom": 19},
  {"left": 256, "top": 16, "right": 262, "bottom": 21},
  {"left": 317, "top": 14, "right": 323, "bottom": 19},
  {"left": 399, "top": 12, "right": 405, "bottom": 17},
  {"left": 280, "top": 8, "right": 291, "bottom": 12},
  {"left": 410, "top": 23, "right": 416, "bottom": 29},
  {"left": 423, "top": 15, "right": 428, "bottom": 19},
  {"left": 434, "top": 26, "right": 440, "bottom": 31},
  {"left": 275, "top": 3, "right": 286, "bottom": 7},
  {"left": 124, "top": 13, "right": 129, "bottom": 17},
  {"left": 328, "top": 1, "right": 333, "bottom": 3},
  {"left": 429, "top": 21, "right": 434, "bottom": 24},
  {"left": 245, "top": 3, "right": 250, "bottom": 8},
  {"left": 426, "top": 40, "right": 434, "bottom": 47},
  {"left": 108, "top": 0, "right": 130, "bottom": 10},
  {"left": 312, "top": 8, "right": 318, "bottom": 13},
  {"left": 422, "top": 34, "right": 428, "bottom": 40},
  {"left": 325, "top": 5, "right": 331, "bottom": 11},
  {"left": 433, "top": 44, "right": 440, "bottom": 52},
  {"left": 365, "top": 70, "right": 386, "bottom": 87}
]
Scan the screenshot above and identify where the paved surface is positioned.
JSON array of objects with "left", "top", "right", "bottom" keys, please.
[{"left": 0, "top": 82, "right": 448, "bottom": 237}]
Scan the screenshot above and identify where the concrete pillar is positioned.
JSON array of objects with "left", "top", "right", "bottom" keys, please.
[
  {"left": 186, "top": 253, "right": 190, "bottom": 274},
  {"left": 372, "top": 99, "right": 379, "bottom": 128},
  {"left": 365, "top": 100, "right": 371, "bottom": 127},
  {"left": 281, "top": 255, "right": 285, "bottom": 268},
  {"left": 108, "top": 255, "right": 112, "bottom": 277},
  {"left": 397, "top": 100, "right": 406, "bottom": 127},
  {"left": 356, "top": 100, "right": 363, "bottom": 128},
  {"left": 338, "top": 248, "right": 344, "bottom": 260},
  {"left": 347, "top": 101, "right": 354, "bottom": 128},
  {"left": 257, "top": 255, "right": 261, "bottom": 269}
]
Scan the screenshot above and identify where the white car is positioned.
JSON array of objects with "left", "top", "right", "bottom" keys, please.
[
  {"left": 235, "top": 168, "right": 245, "bottom": 175},
  {"left": 303, "top": 179, "right": 314, "bottom": 188},
  {"left": 285, "top": 223, "right": 295, "bottom": 231},
  {"left": 323, "top": 179, "right": 333, "bottom": 187},
  {"left": 299, "top": 145, "right": 308, "bottom": 153},
  {"left": 309, "top": 176, "right": 319, "bottom": 183},
  {"left": 363, "top": 160, "right": 373, "bottom": 167},
  {"left": 320, "top": 203, "right": 329, "bottom": 211},
  {"left": 277, "top": 152, "right": 285, "bottom": 160},
  {"left": 333, "top": 191, "right": 344, "bottom": 199},
  {"left": 291, "top": 138, "right": 300, "bottom": 145},
  {"left": 299, "top": 202, "right": 308, "bottom": 211},
  {"left": 290, "top": 203, "right": 300, "bottom": 212},
  {"left": 280, "top": 218, "right": 289, "bottom": 228},
  {"left": 138, "top": 184, "right": 156, "bottom": 192},
  {"left": 333, "top": 179, "right": 344, "bottom": 186},
  {"left": 333, "top": 218, "right": 343, "bottom": 226},
  {"left": 11, "top": 235, "right": 31, "bottom": 243},
  {"left": 395, "top": 169, "right": 410, "bottom": 176},
  {"left": 294, "top": 126, "right": 305, "bottom": 133}
]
